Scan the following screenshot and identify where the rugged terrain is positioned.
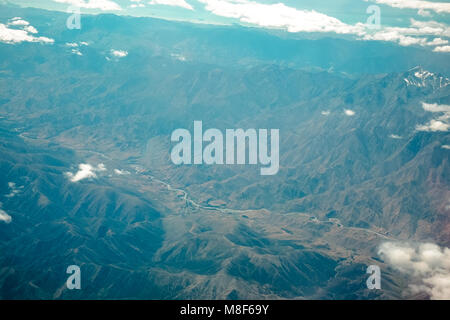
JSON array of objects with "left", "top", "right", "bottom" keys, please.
[{"left": 0, "top": 5, "right": 449, "bottom": 299}]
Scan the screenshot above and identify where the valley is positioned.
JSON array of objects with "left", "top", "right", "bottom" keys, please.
[{"left": 0, "top": 5, "right": 449, "bottom": 300}]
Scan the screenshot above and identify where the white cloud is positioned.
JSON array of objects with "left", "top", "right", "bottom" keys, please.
[
  {"left": 66, "top": 42, "right": 87, "bottom": 55},
  {"left": 442, "top": 145, "right": 450, "bottom": 149},
  {"left": 409, "top": 19, "right": 450, "bottom": 37},
  {"left": 197, "top": 0, "right": 365, "bottom": 35},
  {"left": 363, "top": 29, "right": 428, "bottom": 46},
  {"left": 379, "top": 242, "right": 450, "bottom": 299},
  {"left": 389, "top": 134, "right": 403, "bottom": 139},
  {"left": 418, "top": 8, "right": 432, "bottom": 17},
  {"left": 362, "top": 19, "right": 450, "bottom": 47},
  {"left": 65, "top": 163, "right": 107, "bottom": 182},
  {"left": 433, "top": 45, "right": 450, "bottom": 52},
  {"left": 130, "top": 0, "right": 145, "bottom": 7},
  {"left": 197, "top": 1, "right": 448, "bottom": 50},
  {"left": 52, "top": 0, "right": 121, "bottom": 11},
  {"left": 368, "top": 0, "right": 450, "bottom": 14},
  {"left": 0, "top": 209, "right": 12, "bottom": 224},
  {"left": 344, "top": 109, "right": 355, "bottom": 116},
  {"left": 422, "top": 102, "right": 450, "bottom": 113},
  {"left": 416, "top": 102, "right": 450, "bottom": 132},
  {"left": 321, "top": 110, "right": 330, "bottom": 116},
  {"left": 66, "top": 41, "right": 89, "bottom": 53},
  {"left": 416, "top": 120, "right": 449, "bottom": 132},
  {"left": 149, "top": 0, "right": 193, "bottom": 10},
  {"left": 0, "top": 21, "right": 54, "bottom": 44},
  {"left": 23, "top": 25, "right": 38, "bottom": 34},
  {"left": 114, "top": 169, "right": 130, "bottom": 175},
  {"left": 426, "top": 38, "right": 448, "bottom": 46},
  {"left": 41, "top": 0, "right": 444, "bottom": 52},
  {"left": 71, "top": 48, "right": 83, "bottom": 55},
  {"left": 8, "top": 19, "right": 30, "bottom": 26},
  {"left": 111, "top": 49, "right": 128, "bottom": 57}
]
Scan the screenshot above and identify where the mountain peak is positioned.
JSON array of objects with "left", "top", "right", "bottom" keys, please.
[{"left": 403, "top": 67, "right": 449, "bottom": 89}]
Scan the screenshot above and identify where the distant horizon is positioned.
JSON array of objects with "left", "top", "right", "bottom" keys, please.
[
  {"left": 0, "top": 0, "right": 449, "bottom": 303},
  {"left": 3, "top": 0, "right": 450, "bottom": 53}
]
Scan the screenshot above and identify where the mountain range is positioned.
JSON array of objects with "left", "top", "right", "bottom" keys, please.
[{"left": 0, "top": 5, "right": 449, "bottom": 299}]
